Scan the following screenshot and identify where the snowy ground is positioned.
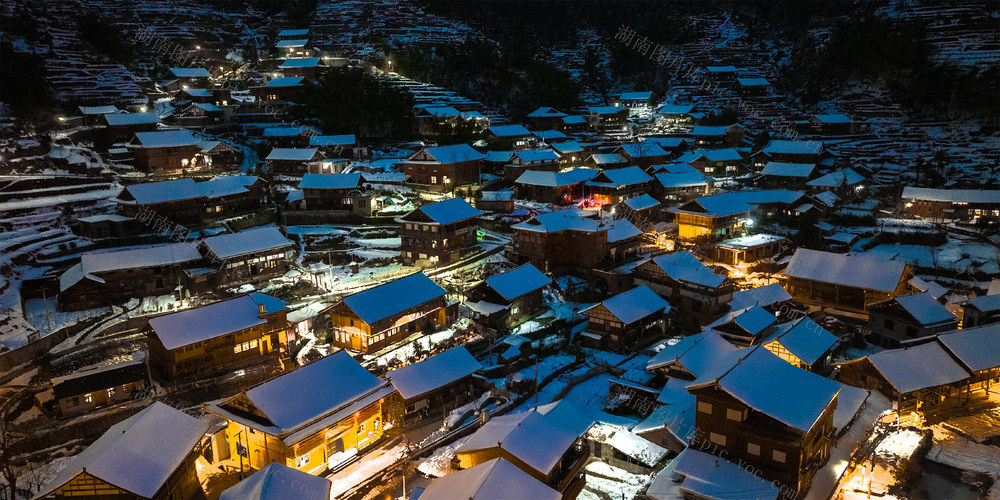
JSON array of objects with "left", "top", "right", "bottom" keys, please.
[{"left": 579, "top": 461, "right": 655, "bottom": 500}]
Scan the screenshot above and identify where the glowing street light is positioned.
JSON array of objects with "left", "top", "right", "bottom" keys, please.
[{"left": 745, "top": 217, "right": 755, "bottom": 227}]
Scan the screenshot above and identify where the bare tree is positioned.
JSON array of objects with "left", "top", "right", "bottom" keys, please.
[{"left": 0, "top": 411, "right": 19, "bottom": 500}]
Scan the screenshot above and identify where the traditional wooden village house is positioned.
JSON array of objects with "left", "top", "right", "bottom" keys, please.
[
  {"left": 52, "top": 353, "right": 148, "bottom": 418},
  {"left": 730, "top": 282, "right": 793, "bottom": 313},
  {"left": 645, "top": 447, "right": 780, "bottom": 500},
  {"left": 618, "top": 194, "right": 661, "bottom": 224},
  {"left": 35, "top": 402, "right": 209, "bottom": 500},
  {"left": 398, "top": 198, "right": 482, "bottom": 267},
  {"left": 298, "top": 173, "right": 368, "bottom": 211},
  {"left": 691, "top": 124, "right": 745, "bottom": 147},
  {"left": 262, "top": 125, "right": 318, "bottom": 148},
  {"left": 963, "top": 294, "right": 1000, "bottom": 328},
  {"left": 616, "top": 91, "right": 652, "bottom": 108},
  {"left": 465, "top": 263, "right": 552, "bottom": 331},
  {"left": 805, "top": 168, "right": 866, "bottom": 198},
  {"left": 513, "top": 169, "right": 597, "bottom": 204},
  {"left": 586, "top": 106, "right": 629, "bottom": 131},
  {"left": 586, "top": 153, "right": 627, "bottom": 170},
  {"left": 266, "top": 147, "right": 323, "bottom": 174},
  {"left": 580, "top": 285, "right": 670, "bottom": 353},
  {"left": 835, "top": 341, "right": 970, "bottom": 416},
  {"left": 219, "top": 463, "right": 331, "bottom": 500},
  {"left": 586, "top": 423, "right": 669, "bottom": 476},
  {"left": 736, "top": 77, "right": 770, "bottom": 96},
  {"left": 714, "top": 233, "right": 787, "bottom": 266},
  {"left": 868, "top": 292, "right": 958, "bottom": 347},
  {"left": 253, "top": 76, "right": 305, "bottom": 102},
  {"left": 58, "top": 242, "right": 202, "bottom": 311},
  {"left": 653, "top": 164, "right": 712, "bottom": 202},
  {"left": 402, "top": 143, "right": 487, "bottom": 189},
  {"left": 511, "top": 210, "right": 616, "bottom": 271},
  {"left": 198, "top": 140, "right": 242, "bottom": 168},
  {"left": 321, "top": 273, "right": 454, "bottom": 353},
  {"left": 386, "top": 346, "right": 483, "bottom": 424},
  {"left": 668, "top": 190, "right": 805, "bottom": 241},
  {"left": 533, "top": 129, "right": 567, "bottom": 142},
  {"left": 144, "top": 293, "right": 289, "bottom": 380},
  {"left": 705, "top": 64, "right": 738, "bottom": 81},
  {"left": 561, "top": 114, "right": 589, "bottom": 132},
  {"left": 705, "top": 305, "right": 779, "bottom": 346},
  {"left": 782, "top": 248, "right": 912, "bottom": 314},
  {"left": 452, "top": 401, "right": 592, "bottom": 499},
  {"left": 583, "top": 166, "right": 655, "bottom": 207},
  {"left": 169, "top": 67, "right": 211, "bottom": 88},
  {"left": 803, "top": 114, "right": 859, "bottom": 135},
  {"left": 412, "top": 106, "right": 488, "bottom": 137},
  {"left": 197, "top": 227, "right": 294, "bottom": 285},
  {"left": 205, "top": 351, "right": 397, "bottom": 474},
  {"left": 309, "top": 134, "right": 367, "bottom": 160},
  {"left": 934, "top": 324, "right": 1000, "bottom": 397},
  {"left": 760, "top": 162, "right": 817, "bottom": 188},
  {"left": 526, "top": 106, "right": 568, "bottom": 130},
  {"left": 901, "top": 187, "right": 1000, "bottom": 223},
  {"left": 279, "top": 57, "right": 325, "bottom": 81},
  {"left": 505, "top": 149, "right": 560, "bottom": 182},
  {"left": 115, "top": 176, "right": 265, "bottom": 224},
  {"left": 129, "top": 130, "right": 201, "bottom": 172},
  {"left": 178, "top": 88, "right": 215, "bottom": 103},
  {"left": 275, "top": 39, "right": 312, "bottom": 58},
  {"left": 761, "top": 316, "right": 839, "bottom": 372},
  {"left": 421, "top": 458, "right": 562, "bottom": 500},
  {"left": 487, "top": 124, "right": 534, "bottom": 150},
  {"left": 615, "top": 143, "right": 671, "bottom": 167},
  {"left": 277, "top": 28, "right": 310, "bottom": 39},
  {"left": 686, "top": 346, "right": 841, "bottom": 497},
  {"left": 606, "top": 219, "right": 644, "bottom": 265},
  {"left": 656, "top": 103, "right": 695, "bottom": 125},
  {"left": 476, "top": 190, "right": 515, "bottom": 213},
  {"left": 632, "top": 251, "right": 733, "bottom": 328},
  {"left": 176, "top": 102, "right": 223, "bottom": 127},
  {"left": 760, "top": 139, "right": 825, "bottom": 164},
  {"left": 75, "top": 214, "right": 139, "bottom": 239},
  {"left": 77, "top": 105, "right": 119, "bottom": 125}
]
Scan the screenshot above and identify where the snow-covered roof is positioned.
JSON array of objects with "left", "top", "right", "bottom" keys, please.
[
  {"left": 618, "top": 143, "right": 668, "bottom": 158},
  {"left": 707, "top": 305, "right": 777, "bottom": 337},
  {"left": 419, "top": 458, "right": 560, "bottom": 500},
  {"left": 532, "top": 130, "right": 567, "bottom": 140},
  {"left": 761, "top": 162, "right": 815, "bottom": 178},
  {"left": 765, "top": 317, "right": 838, "bottom": 366},
  {"left": 563, "top": 115, "right": 587, "bottom": 124},
  {"left": 968, "top": 294, "right": 1000, "bottom": 313},
  {"left": 299, "top": 173, "right": 363, "bottom": 190},
  {"left": 619, "top": 91, "right": 652, "bottom": 100},
  {"left": 416, "top": 197, "right": 483, "bottom": 224},
  {"left": 588, "top": 106, "right": 624, "bottom": 115},
  {"left": 279, "top": 57, "right": 321, "bottom": 68},
  {"left": 784, "top": 248, "right": 908, "bottom": 292},
  {"left": 690, "top": 347, "right": 841, "bottom": 432},
  {"left": 105, "top": 112, "right": 160, "bottom": 126},
  {"left": 133, "top": 130, "right": 197, "bottom": 148},
  {"left": 646, "top": 330, "right": 739, "bottom": 375},
  {"left": 500, "top": 411, "right": 583, "bottom": 475},
  {"left": 266, "top": 147, "right": 318, "bottom": 161},
  {"left": 488, "top": 124, "right": 531, "bottom": 137},
  {"left": 730, "top": 283, "right": 791, "bottom": 310},
  {"left": 586, "top": 166, "right": 654, "bottom": 187},
  {"left": 342, "top": 273, "right": 446, "bottom": 324},
  {"left": 648, "top": 251, "right": 726, "bottom": 288},
  {"left": 76, "top": 242, "right": 201, "bottom": 276},
  {"left": 623, "top": 194, "right": 660, "bottom": 211},
  {"left": 148, "top": 294, "right": 286, "bottom": 350},
  {"left": 278, "top": 29, "right": 309, "bottom": 37},
  {"left": 676, "top": 148, "right": 742, "bottom": 163},
  {"left": 420, "top": 144, "right": 487, "bottom": 163},
  {"left": 192, "top": 102, "right": 221, "bottom": 112},
  {"left": 36, "top": 402, "right": 209, "bottom": 499},
  {"left": 388, "top": 347, "right": 482, "bottom": 399},
  {"left": 863, "top": 341, "right": 969, "bottom": 394},
  {"left": 309, "top": 134, "right": 356, "bottom": 146},
  {"left": 170, "top": 67, "right": 211, "bottom": 78},
  {"left": 814, "top": 190, "right": 840, "bottom": 208},
  {"left": 485, "top": 263, "right": 552, "bottom": 301},
  {"left": 275, "top": 39, "right": 308, "bottom": 48},
  {"left": 607, "top": 219, "right": 642, "bottom": 243},
  {"left": 512, "top": 209, "right": 605, "bottom": 234},
  {"left": 656, "top": 170, "right": 709, "bottom": 189},
  {"left": 806, "top": 168, "right": 865, "bottom": 188},
  {"left": 705, "top": 65, "right": 738, "bottom": 72},
  {"left": 647, "top": 448, "right": 778, "bottom": 500},
  {"left": 669, "top": 190, "right": 805, "bottom": 218},
  {"left": 182, "top": 88, "right": 212, "bottom": 97},
  {"left": 716, "top": 233, "right": 785, "bottom": 250},
  {"left": 587, "top": 423, "right": 667, "bottom": 466},
  {"left": 480, "top": 190, "right": 514, "bottom": 202},
  {"left": 122, "top": 178, "right": 205, "bottom": 204},
  {"left": 907, "top": 276, "right": 949, "bottom": 300},
  {"left": 484, "top": 150, "right": 514, "bottom": 163},
  {"left": 514, "top": 168, "right": 596, "bottom": 187},
  {"left": 737, "top": 77, "right": 769, "bottom": 86},
  {"left": 512, "top": 149, "right": 559, "bottom": 162},
  {"left": 79, "top": 105, "right": 119, "bottom": 115},
  {"left": 692, "top": 125, "right": 733, "bottom": 136},
  {"left": 591, "top": 285, "right": 670, "bottom": 324},
  {"left": 901, "top": 187, "right": 1000, "bottom": 204},
  {"left": 590, "top": 153, "right": 626, "bottom": 165},
  {"left": 936, "top": 323, "right": 1000, "bottom": 373},
  {"left": 264, "top": 76, "right": 304, "bottom": 87},
  {"left": 527, "top": 106, "right": 567, "bottom": 118},
  {"left": 892, "top": 292, "right": 956, "bottom": 326},
  {"left": 814, "top": 113, "right": 851, "bottom": 123},
  {"left": 262, "top": 126, "right": 306, "bottom": 137},
  {"left": 657, "top": 103, "right": 694, "bottom": 114},
  {"left": 201, "top": 227, "right": 292, "bottom": 260},
  {"left": 244, "top": 351, "right": 387, "bottom": 432},
  {"left": 762, "top": 139, "right": 822, "bottom": 156},
  {"left": 78, "top": 214, "right": 133, "bottom": 223}
]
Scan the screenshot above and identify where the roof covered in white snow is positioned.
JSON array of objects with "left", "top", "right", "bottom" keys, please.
[
  {"left": 220, "top": 463, "right": 330, "bottom": 500},
  {"left": 299, "top": 173, "right": 363, "bottom": 190},
  {"left": 416, "top": 197, "right": 483, "bottom": 224},
  {"left": 891, "top": 292, "right": 956, "bottom": 326},
  {"left": 862, "top": 341, "right": 969, "bottom": 394},
  {"left": 764, "top": 317, "right": 838, "bottom": 366},
  {"left": 901, "top": 187, "right": 1000, "bottom": 204},
  {"left": 201, "top": 227, "right": 292, "bottom": 260},
  {"left": 419, "top": 458, "right": 560, "bottom": 500},
  {"left": 388, "top": 347, "right": 482, "bottom": 399},
  {"left": 784, "top": 248, "right": 908, "bottom": 292},
  {"left": 485, "top": 263, "right": 552, "bottom": 301},
  {"left": 591, "top": 285, "right": 670, "bottom": 324},
  {"left": 935, "top": 323, "right": 1000, "bottom": 373},
  {"left": 648, "top": 251, "right": 726, "bottom": 288},
  {"left": 341, "top": 273, "right": 446, "bottom": 324},
  {"left": 149, "top": 294, "right": 287, "bottom": 350}
]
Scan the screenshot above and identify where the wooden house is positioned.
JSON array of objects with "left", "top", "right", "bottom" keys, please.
[
  {"left": 616, "top": 91, "right": 652, "bottom": 108},
  {"left": 465, "top": 263, "right": 552, "bottom": 331},
  {"left": 130, "top": 130, "right": 201, "bottom": 172},
  {"left": 735, "top": 77, "right": 769, "bottom": 96},
  {"left": 653, "top": 164, "right": 712, "bottom": 203},
  {"left": 714, "top": 233, "right": 787, "bottom": 266},
  {"left": 935, "top": 324, "right": 1000, "bottom": 397},
  {"left": 760, "top": 140, "right": 824, "bottom": 164},
  {"left": 219, "top": 463, "right": 330, "bottom": 500},
  {"left": 52, "top": 353, "right": 148, "bottom": 418},
  {"left": 262, "top": 125, "right": 317, "bottom": 148},
  {"left": 386, "top": 346, "right": 482, "bottom": 424},
  {"left": 668, "top": 190, "right": 805, "bottom": 241},
  {"left": 176, "top": 102, "right": 223, "bottom": 127},
  {"left": 402, "top": 144, "right": 487, "bottom": 189},
  {"left": 279, "top": 57, "right": 325, "bottom": 81},
  {"left": 275, "top": 38, "right": 312, "bottom": 58},
  {"left": 34, "top": 402, "right": 209, "bottom": 500},
  {"left": 691, "top": 124, "right": 744, "bottom": 147},
  {"left": 511, "top": 210, "right": 612, "bottom": 271},
  {"left": 398, "top": 198, "right": 482, "bottom": 267},
  {"left": 645, "top": 447, "right": 779, "bottom": 500},
  {"left": 586, "top": 423, "right": 668, "bottom": 475},
  {"left": 452, "top": 401, "right": 592, "bottom": 499},
  {"left": 805, "top": 114, "right": 858, "bottom": 135},
  {"left": 580, "top": 285, "right": 670, "bottom": 353},
  {"left": 205, "top": 351, "right": 397, "bottom": 474},
  {"left": 618, "top": 194, "right": 662, "bottom": 224},
  {"left": 197, "top": 227, "right": 294, "bottom": 285},
  {"left": 705, "top": 305, "right": 779, "bottom": 346},
  {"left": 145, "top": 293, "right": 289, "bottom": 380},
  {"left": 252, "top": 76, "right": 305, "bottom": 102},
  {"left": 487, "top": 124, "right": 534, "bottom": 150},
  {"left": 169, "top": 67, "right": 211, "bottom": 88},
  {"left": 676, "top": 148, "right": 744, "bottom": 176},
  {"left": 963, "top": 294, "right": 1000, "bottom": 328},
  {"left": 513, "top": 168, "right": 597, "bottom": 205},
  {"left": 321, "top": 273, "right": 454, "bottom": 353},
  {"left": 686, "top": 347, "right": 840, "bottom": 497},
  {"left": 419, "top": 458, "right": 560, "bottom": 500},
  {"left": 633, "top": 251, "right": 733, "bottom": 328},
  {"left": 266, "top": 147, "right": 323, "bottom": 174},
  {"left": 298, "top": 173, "right": 369, "bottom": 212},
  {"left": 868, "top": 292, "right": 958, "bottom": 347},
  {"left": 761, "top": 317, "right": 838, "bottom": 372},
  {"left": 78, "top": 105, "right": 119, "bottom": 126},
  {"left": 505, "top": 149, "right": 560, "bottom": 182},
  {"left": 583, "top": 166, "right": 655, "bottom": 207},
  {"left": 526, "top": 106, "right": 568, "bottom": 130},
  {"left": 476, "top": 190, "right": 515, "bottom": 213},
  {"left": 782, "top": 248, "right": 912, "bottom": 314},
  {"left": 901, "top": 187, "right": 1000, "bottom": 223},
  {"left": 760, "top": 162, "right": 816, "bottom": 188},
  {"left": 309, "top": 134, "right": 367, "bottom": 160},
  {"left": 655, "top": 103, "right": 695, "bottom": 126},
  {"left": 615, "top": 143, "right": 670, "bottom": 167},
  {"left": 75, "top": 214, "right": 139, "bottom": 239},
  {"left": 586, "top": 106, "right": 628, "bottom": 131},
  {"left": 115, "top": 176, "right": 265, "bottom": 224}
]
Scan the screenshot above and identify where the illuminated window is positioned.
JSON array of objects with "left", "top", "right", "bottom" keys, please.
[
  {"left": 296, "top": 455, "right": 309, "bottom": 468},
  {"left": 107, "top": 387, "right": 115, "bottom": 398},
  {"left": 773, "top": 450, "right": 786, "bottom": 463},
  {"left": 709, "top": 432, "right": 726, "bottom": 446},
  {"left": 697, "top": 401, "right": 712, "bottom": 414},
  {"left": 84, "top": 393, "right": 93, "bottom": 403},
  {"left": 430, "top": 176, "right": 437, "bottom": 184},
  {"left": 748, "top": 443, "right": 760, "bottom": 455}
]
